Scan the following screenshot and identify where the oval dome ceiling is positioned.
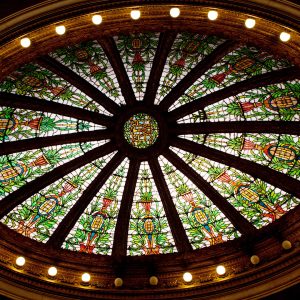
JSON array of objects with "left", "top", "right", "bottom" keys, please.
[{"left": 0, "top": 32, "right": 299, "bottom": 256}]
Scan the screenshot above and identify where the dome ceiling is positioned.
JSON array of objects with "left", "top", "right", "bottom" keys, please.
[{"left": 0, "top": 31, "right": 299, "bottom": 258}]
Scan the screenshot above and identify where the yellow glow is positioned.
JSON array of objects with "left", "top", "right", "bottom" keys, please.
[
  {"left": 16, "top": 256, "right": 26, "bottom": 266},
  {"left": 250, "top": 255, "right": 260, "bottom": 265},
  {"left": 245, "top": 18, "right": 256, "bottom": 29},
  {"left": 170, "top": 7, "right": 180, "bottom": 18},
  {"left": 55, "top": 25, "right": 66, "bottom": 35},
  {"left": 216, "top": 265, "right": 226, "bottom": 275},
  {"left": 92, "top": 15, "right": 102, "bottom": 25},
  {"left": 114, "top": 277, "right": 123, "bottom": 287},
  {"left": 20, "top": 38, "right": 31, "bottom": 48},
  {"left": 131, "top": 10, "right": 141, "bottom": 20},
  {"left": 48, "top": 266, "right": 58, "bottom": 277},
  {"left": 208, "top": 10, "right": 218, "bottom": 21},
  {"left": 280, "top": 32, "right": 291, "bottom": 42},
  {"left": 81, "top": 272, "right": 91, "bottom": 282},
  {"left": 183, "top": 272, "right": 193, "bottom": 282},
  {"left": 282, "top": 240, "right": 292, "bottom": 249},
  {"left": 149, "top": 276, "right": 158, "bottom": 285}
]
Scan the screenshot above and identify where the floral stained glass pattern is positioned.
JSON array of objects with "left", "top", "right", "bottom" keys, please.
[
  {"left": 116, "top": 33, "right": 159, "bottom": 101},
  {"left": 51, "top": 40, "right": 124, "bottom": 107},
  {"left": 124, "top": 113, "right": 159, "bottom": 148},
  {"left": 64, "top": 158, "right": 129, "bottom": 255},
  {"left": 186, "top": 133, "right": 300, "bottom": 180},
  {"left": 159, "top": 155, "right": 239, "bottom": 249},
  {"left": 172, "top": 147, "right": 299, "bottom": 228},
  {"left": 178, "top": 81, "right": 300, "bottom": 123},
  {"left": 170, "top": 46, "right": 291, "bottom": 111},
  {"left": 1, "top": 153, "right": 116, "bottom": 242},
  {"left": 0, "top": 106, "right": 104, "bottom": 142},
  {"left": 155, "top": 33, "right": 225, "bottom": 104},
  {"left": 128, "top": 162, "right": 176, "bottom": 255},
  {"left": 0, "top": 142, "right": 104, "bottom": 200},
  {"left": 0, "top": 63, "right": 108, "bottom": 114}
]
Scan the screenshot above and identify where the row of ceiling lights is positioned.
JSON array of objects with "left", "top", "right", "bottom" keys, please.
[
  {"left": 13, "top": 240, "right": 292, "bottom": 286},
  {"left": 19, "top": 7, "right": 292, "bottom": 48}
]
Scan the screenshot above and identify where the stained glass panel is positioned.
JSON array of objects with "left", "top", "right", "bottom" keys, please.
[
  {"left": 171, "top": 147, "right": 299, "bottom": 228},
  {"left": 51, "top": 40, "right": 124, "bottom": 107},
  {"left": 170, "top": 46, "right": 291, "bottom": 111},
  {"left": 158, "top": 155, "right": 239, "bottom": 249},
  {"left": 127, "top": 162, "right": 176, "bottom": 255},
  {"left": 178, "top": 80, "right": 300, "bottom": 123},
  {"left": 0, "top": 63, "right": 111, "bottom": 115},
  {"left": 0, "top": 106, "right": 104, "bottom": 142},
  {"left": 1, "top": 152, "right": 116, "bottom": 242},
  {"left": 124, "top": 113, "right": 159, "bottom": 148},
  {"left": 115, "top": 32, "right": 159, "bottom": 101},
  {"left": 63, "top": 158, "right": 129, "bottom": 255},
  {"left": 155, "top": 33, "right": 225, "bottom": 104},
  {"left": 0, "top": 141, "right": 107, "bottom": 200}
]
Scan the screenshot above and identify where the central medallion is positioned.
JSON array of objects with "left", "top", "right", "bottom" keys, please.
[{"left": 124, "top": 113, "right": 159, "bottom": 149}]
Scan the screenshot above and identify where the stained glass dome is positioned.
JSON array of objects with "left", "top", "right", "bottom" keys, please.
[{"left": 0, "top": 31, "right": 299, "bottom": 257}]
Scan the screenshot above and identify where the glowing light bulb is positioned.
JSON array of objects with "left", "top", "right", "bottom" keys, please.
[
  {"left": 170, "top": 7, "right": 180, "bottom": 18},
  {"left": 55, "top": 25, "right": 66, "bottom": 35},
  {"left": 16, "top": 256, "right": 26, "bottom": 267},
  {"left": 48, "top": 266, "right": 58, "bottom": 277},
  {"left": 114, "top": 277, "right": 123, "bottom": 287},
  {"left": 20, "top": 38, "right": 31, "bottom": 48},
  {"left": 216, "top": 265, "right": 226, "bottom": 275},
  {"left": 149, "top": 276, "right": 158, "bottom": 285},
  {"left": 81, "top": 272, "right": 91, "bottom": 282},
  {"left": 245, "top": 18, "right": 256, "bottom": 29},
  {"left": 131, "top": 10, "right": 141, "bottom": 20},
  {"left": 183, "top": 272, "right": 193, "bottom": 282},
  {"left": 92, "top": 15, "right": 102, "bottom": 25},
  {"left": 208, "top": 10, "right": 218, "bottom": 21},
  {"left": 280, "top": 32, "right": 291, "bottom": 42},
  {"left": 282, "top": 240, "right": 292, "bottom": 249},
  {"left": 250, "top": 255, "right": 260, "bottom": 265}
]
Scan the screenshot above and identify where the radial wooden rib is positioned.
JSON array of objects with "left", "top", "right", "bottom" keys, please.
[
  {"left": 159, "top": 40, "right": 239, "bottom": 111},
  {"left": 144, "top": 31, "right": 177, "bottom": 105},
  {"left": 168, "top": 66, "right": 300, "bottom": 122},
  {"left": 48, "top": 152, "right": 125, "bottom": 248},
  {"left": 172, "top": 121, "right": 300, "bottom": 135},
  {"left": 149, "top": 158, "right": 193, "bottom": 252},
  {"left": 37, "top": 56, "right": 120, "bottom": 115},
  {"left": 0, "top": 92, "right": 112, "bottom": 127},
  {"left": 172, "top": 137, "right": 300, "bottom": 199},
  {"left": 99, "top": 37, "right": 136, "bottom": 105},
  {"left": 0, "top": 142, "right": 116, "bottom": 219},
  {"left": 112, "top": 159, "right": 140, "bottom": 258},
  {"left": 0, "top": 129, "right": 112, "bottom": 155},
  {"left": 164, "top": 149, "right": 256, "bottom": 235}
]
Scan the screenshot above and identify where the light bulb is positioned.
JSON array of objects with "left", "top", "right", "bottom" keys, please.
[
  {"left": 245, "top": 18, "right": 256, "bottom": 29},
  {"left": 20, "top": 38, "right": 31, "bottom": 48},
  {"left": 282, "top": 240, "right": 292, "bottom": 249},
  {"left": 16, "top": 256, "right": 26, "bottom": 267},
  {"left": 114, "top": 277, "right": 123, "bottom": 287},
  {"left": 81, "top": 272, "right": 91, "bottom": 282},
  {"left": 131, "top": 10, "right": 141, "bottom": 20},
  {"left": 280, "top": 32, "right": 291, "bottom": 42},
  {"left": 48, "top": 266, "right": 58, "bottom": 277},
  {"left": 216, "top": 265, "right": 226, "bottom": 275},
  {"left": 55, "top": 25, "right": 66, "bottom": 35},
  {"left": 149, "top": 276, "right": 158, "bottom": 285},
  {"left": 92, "top": 15, "right": 102, "bottom": 25},
  {"left": 208, "top": 10, "right": 218, "bottom": 21},
  {"left": 170, "top": 7, "right": 180, "bottom": 18},
  {"left": 183, "top": 272, "right": 193, "bottom": 282},
  {"left": 250, "top": 255, "right": 260, "bottom": 265}
]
